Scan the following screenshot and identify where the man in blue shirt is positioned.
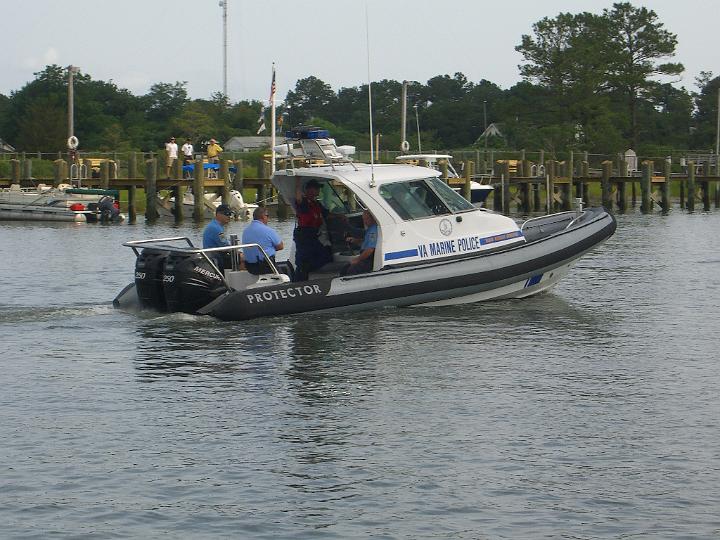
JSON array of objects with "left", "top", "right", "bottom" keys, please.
[
  {"left": 341, "top": 210, "right": 377, "bottom": 276},
  {"left": 242, "top": 206, "right": 284, "bottom": 275},
  {"left": 203, "top": 204, "right": 233, "bottom": 268}
]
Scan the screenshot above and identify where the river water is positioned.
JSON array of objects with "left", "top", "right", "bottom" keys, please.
[{"left": 1, "top": 210, "right": 719, "bottom": 539}]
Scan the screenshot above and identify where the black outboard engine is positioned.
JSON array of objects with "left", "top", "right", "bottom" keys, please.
[
  {"left": 163, "top": 252, "right": 228, "bottom": 314},
  {"left": 135, "top": 248, "right": 170, "bottom": 311},
  {"left": 98, "top": 196, "right": 121, "bottom": 222}
]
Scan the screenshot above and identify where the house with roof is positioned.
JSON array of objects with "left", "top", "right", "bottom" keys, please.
[
  {"left": 0, "top": 138, "right": 15, "bottom": 153},
  {"left": 224, "top": 136, "right": 285, "bottom": 153}
]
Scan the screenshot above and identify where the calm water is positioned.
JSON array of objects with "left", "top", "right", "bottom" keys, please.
[{"left": 1, "top": 210, "right": 719, "bottom": 539}]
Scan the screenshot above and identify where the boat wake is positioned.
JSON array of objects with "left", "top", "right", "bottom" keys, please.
[{"left": 0, "top": 303, "right": 117, "bottom": 324}]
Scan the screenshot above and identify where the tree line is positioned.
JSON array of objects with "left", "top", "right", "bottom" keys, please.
[{"left": 0, "top": 2, "right": 718, "bottom": 157}]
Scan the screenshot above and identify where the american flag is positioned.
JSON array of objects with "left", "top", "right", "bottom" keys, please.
[
  {"left": 256, "top": 106, "right": 266, "bottom": 134},
  {"left": 269, "top": 64, "right": 276, "bottom": 101},
  {"left": 256, "top": 65, "right": 276, "bottom": 135}
]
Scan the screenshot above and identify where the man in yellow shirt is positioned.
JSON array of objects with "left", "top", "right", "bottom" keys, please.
[{"left": 207, "top": 138, "right": 223, "bottom": 163}]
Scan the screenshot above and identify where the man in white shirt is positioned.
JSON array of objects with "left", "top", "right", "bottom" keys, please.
[
  {"left": 181, "top": 138, "right": 194, "bottom": 164},
  {"left": 165, "top": 137, "right": 178, "bottom": 178}
]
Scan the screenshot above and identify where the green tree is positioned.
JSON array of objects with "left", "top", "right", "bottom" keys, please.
[
  {"left": 143, "top": 82, "right": 189, "bottom": 124},
  {"left": 285, "top": 76, "right": 336, "bottom": 126},
  {"left": 603, "top": 2, "right": 684, "bottom": 149},
  {"left": 691, "top": 72, "right": 720, "bottom": 149},
  {"left": 15, "top": 96, "right": 66, "bottom": 151}
]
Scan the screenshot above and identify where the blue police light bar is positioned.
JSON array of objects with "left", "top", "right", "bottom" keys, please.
[{"left": 286, "top": 127, "right": 330, "bottom": 140}]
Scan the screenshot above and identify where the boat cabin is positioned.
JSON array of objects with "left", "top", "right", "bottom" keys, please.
[{"left": 272, "top": 130, "right": 523, "bottom": 278}]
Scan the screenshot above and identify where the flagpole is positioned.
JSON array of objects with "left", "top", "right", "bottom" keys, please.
[{"left": 271, "top": 63, "right": 276, "bottom": 174}]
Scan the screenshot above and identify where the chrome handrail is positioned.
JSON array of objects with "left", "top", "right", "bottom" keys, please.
[
  {"left": 520, "top": 211, "right": 578, "bottom": 233},
  {"left": 123, "top": 238, "right": 281, "bottom": 289}
]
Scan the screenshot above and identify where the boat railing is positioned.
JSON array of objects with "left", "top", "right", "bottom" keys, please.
[
  {"left": 520, "top": 211, "right": 579, "bottom": 233},
  {"left": 123, "top": 237, "right": 281, "bottom": 289}
]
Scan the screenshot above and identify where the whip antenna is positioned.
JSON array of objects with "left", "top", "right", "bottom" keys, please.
[{"left": 365, "top": 3, "right": 375, "bottom": 187}]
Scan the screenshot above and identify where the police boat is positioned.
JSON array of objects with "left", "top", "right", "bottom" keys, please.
[{"left": 113, "top": 128, "right": 616, "bottom": 321}]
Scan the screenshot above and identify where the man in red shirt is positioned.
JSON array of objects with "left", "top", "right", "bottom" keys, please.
[{"left": 293, "top": 179, "right": 333, "bottom": 281}]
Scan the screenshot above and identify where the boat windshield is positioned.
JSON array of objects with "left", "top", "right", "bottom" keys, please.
[
  {"left": 379, "top": 177, "right": 474, "bottom": 220},
  {"left": 318, "top": 180, "right": 359, "bottom": 214},
  {"left": 425, "top": 177, "right": 475, "bottom": 213}
]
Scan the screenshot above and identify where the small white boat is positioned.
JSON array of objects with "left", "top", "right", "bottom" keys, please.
[
  {"left": 157, "top": 189, "right": 257, "bottom": 220},
  {"left": 0, "top": 184, "right": 123, "bottom": 223},
  {"left": 115, "top": 129, "right": 616, "bottom": 321},
  {"left": 395, "top": 154, "right": 494, "bottom": 204}
]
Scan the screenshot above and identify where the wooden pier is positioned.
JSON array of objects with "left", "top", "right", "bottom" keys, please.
[{"left": 2, "top": 154, "right": 719, "bottom": 221}]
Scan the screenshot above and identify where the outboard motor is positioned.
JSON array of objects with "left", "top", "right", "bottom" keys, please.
[
  {"left": 134, "top": 248, "right": 170, "bottom": 311},
  {"left": 163, "top": 252, "right": 228, "bottom": 314},
  {"left": 98, "top": 196, "right": 121, "bottom": 222}
]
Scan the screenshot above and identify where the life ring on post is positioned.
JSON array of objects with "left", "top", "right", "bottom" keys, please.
[
  {"left": 400, "top": 140, "right": 410, "bottom": 152},
  {"left": 67, "top": 136, "right": 79, "bottom": 150}
]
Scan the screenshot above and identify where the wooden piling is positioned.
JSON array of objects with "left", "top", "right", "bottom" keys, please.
[
  {"left": 640, "top": 160, "right": 652, "bottom": 213},
  {"left": 617, "top": 160, "right": 627, "bottom": 213},
  {"left": 532, "top": 183, "right": 541, "bottom": 212},
  {"left": 601, "top": 161, "right": 613, "bottom": 210},
  {"left": 546, "top": 160, "right": 556, "bottom": 212},
  {"left": 100, "top": 160, "right": 110, "bottom": 189},
  {"left": 145, "top": 159, "right": 159, "bottom": 221},
  {"left": 128, "top": 184, "right": 137, "bottom": 224},
  {"left": 172, "top": 156, "right": 182, "bottom": 180},
  {"left": 439, "top": 160, "right": 449, "bottom": 183},
  {"left": 53, "top": 159, "right": 66, "bottom": 187},
  {"left": 10, "top": 159, "right": 20, "bottom": 183},
  {"left": 581, "top": 160, "right": 590, "bottom": 204},
  {"left": 501, "top": 160, "right": 511, "bottom": 215},
  {"left": 701, "top": 165, "right": 710, "bottom": 211},
  {"left": 462, "top": 160, "right": 472, "bottom": 201},
  {"left": 220, "top": 159, "right": 231, "bottom": 205},
  {"left": 258, "top": 159, "right": 268, "bottom": 206},
  {"left": 128, "top": 152, "right": 137, "bottom": 180},
  {"left": 22, "top": 158, "right": 32, "bottom": 180},
  {"left": 661, "top": 158, "right": 671, "bottom": 212},
  {"left": 193, "top": 157, "right": 205, "bottom": 221},
  {"left": 173, "top": 182, "right": 184, "bottom": 223},
  {"left": 686, "top": 161, "right": 696, "bottom": 212},
  {"left": 233, "top": 159, "right": 244, "bottom": 193}
]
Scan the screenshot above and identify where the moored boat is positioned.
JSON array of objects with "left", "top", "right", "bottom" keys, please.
[
  {"left": 157, "top": 189, "right": 257, "bottom": 220},
  {"left": 395, "top": 153, "right": 494, "bottom": 205},
  {"left": 114, "top": 129, "right": 615, "bottom": 320},
  {"left": 0, "top": 184, "right": 124, "bottom": 222}
]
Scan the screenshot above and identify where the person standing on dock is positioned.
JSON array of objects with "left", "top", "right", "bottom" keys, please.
[
  {"left": 207, "top": 138, "right": 223, "bottom": 164},
  {"left": 242, "top": 207, "right": 284, "bottom": 275},
  {"left": 165, "top": 137, "right": 178, "bottom": 178},
  {"left": 181, "top": 138, "right": 194, "bottom": 179},
  {"left": 181, "top": 138, "right": 194, "bottom": 164}
]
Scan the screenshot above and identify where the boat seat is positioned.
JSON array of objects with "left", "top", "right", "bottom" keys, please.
[{"left": 224, "top": 270, "right": 259, "bottom": 290}]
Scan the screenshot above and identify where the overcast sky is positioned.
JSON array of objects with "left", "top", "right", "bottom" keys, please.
[{"left": 2, "top": 0, "right": 717, "bottom": 102}]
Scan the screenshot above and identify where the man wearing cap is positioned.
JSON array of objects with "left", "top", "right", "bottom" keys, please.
[
  {"left": 293, "top": 178, "right": 334, "bottom": 281},
  {"left": 242, "top": 207, "right": 284, "bottom": 275},
  {"left": 207, "top": 138, "right": 223, "bottom": 164},
  {"left": 165, "top": 136, "right": 178, "bottom": 178},
  {"left": 341, "top": 209, "right": 377, "bottom": 276},
  {"left": 203, "top": 204, "right": 233, "bottom": 268}
]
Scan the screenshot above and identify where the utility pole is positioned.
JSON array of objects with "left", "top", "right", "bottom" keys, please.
[
  {"left": 413, "top": 104, "right": 421, "bottom": 152},
  {"left": 67, "top": 65, "right": 80, "bottom": 140},
  {"left": 219, "top": 0, "right": 228, "bottom": 97},
  {"left": 483, "top": 100, "right": 488, "bottom": 150},
  {"left": 400, "top": 81, "right": 407, "bottom": 152},
  {"left": 715, "top": 86, "right": 719, "bottom": 156}
]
